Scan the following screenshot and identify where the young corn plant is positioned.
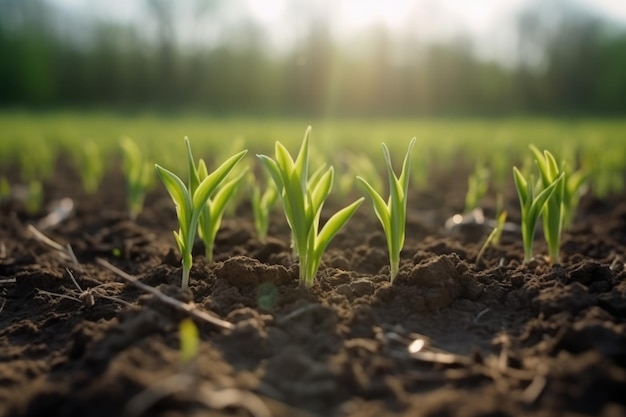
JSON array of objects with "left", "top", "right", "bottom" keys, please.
[
  {"left": 74, "top": 140, "right": 104, "bottom": 195},
  {"left": 0, "top": 176, "right": 10, "bottom": 202},
  {"left": 464, "top": 163, "right": 489, "bottom": 213},
  {"left": 336, "top": 152, "right": 384, "bottom": 199},
  {"left": 155, "top": 137, "right": 247, "bottom": 289},
  {"left": 214, "top": 137, "right": 248, "bottom": 217},
  {"left": 530, "top": 146, "right": 589, "bottom": 262},
  {"left": 529, "top": 146, "right": 565, "bottom": 264},
  {"left": 356, "top": 137, "right": 416, "bottom": 282},
  {"left": 179, "top": 318, "right": 200, "bottom": 365},
  {"left": 475, "top": 210, "right": 507, "bottom": 265},
  {"left": 257, "top": 126, "right": 364, "bottom": 287},
  {"left": 562, "top": 164, "right": 589, "bottom": 230},
  {"left": 513, "top": 166, "right": 564, "bottom": 264},
  {"left": 492, "top": 193, "right": 506, "bottom": 245},
  {"left": 249, "top": 172, "right": 278, "bottom": 242},
  {"left": 120, "top": 137, "right": 155, "bottom": 220},
  {"left": 194, "top": 158, "right": 249, "bottom": 264},
  {"left": 24, "top": 180, "right": 43, "bottom": 214}
]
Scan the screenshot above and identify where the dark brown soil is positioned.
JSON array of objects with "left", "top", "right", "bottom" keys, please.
[{"left": 1, "top": 155, "right": 625, "bottom": 417}]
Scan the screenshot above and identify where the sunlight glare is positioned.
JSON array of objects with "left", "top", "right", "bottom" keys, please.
[
  {"left": 246, "top": 0, "right": 287, "bottom": 23},
  {"left": 337, "top": 0, "right": 413, "bottom": 30}
]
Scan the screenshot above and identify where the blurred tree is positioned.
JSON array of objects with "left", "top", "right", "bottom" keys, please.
[{"left": 0, "top": 0, "right": 625, "bottom": 115}]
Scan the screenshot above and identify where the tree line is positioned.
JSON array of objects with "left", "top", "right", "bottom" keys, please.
[{"left": 1, "top": 0, "right": 625, "bottom": 116}]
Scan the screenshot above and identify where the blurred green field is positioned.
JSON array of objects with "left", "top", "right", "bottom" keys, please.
[{"left": 1, "top": 111, "right": 625, "bottom": 197}]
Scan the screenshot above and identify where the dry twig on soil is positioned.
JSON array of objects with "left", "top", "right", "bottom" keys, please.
[
  {"left": 96, "top": 258, "right": 234, "bottom": 331},
  {"left": 27, "top": 224, "right": 81, "bottom": 270},
  {"left": 37, "top": 268, "right": 132, "bottom": 309}
]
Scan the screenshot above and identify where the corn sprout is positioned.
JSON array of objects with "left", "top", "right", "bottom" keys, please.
[
  {"left": 25, "top": 180, "right": 43, "bottom": 214},
  {"left": 195, "top": 159, "right": 249, "bottom": 264},
  {"left": 529, "top": 146, "right": 566, "bottom": 264},
  {"left": 476, "top": 210, "right": 507, "bottom": 265},
  {"left": 0, "top": 177, "right": 10, "bottom": 202},
  {"left": 249, "top": 172, "right": 278, "bottom": 242},
  {"left": 562, "top": 165, "right": 589, "bottom": 230},
  {"left": 155, "top": 137, "right": 247, "bottom": 289},
  {"left": 179, "top": 318, "right": 200, "bottom": 364},
  {"left": 121, "top": 137, "right": 154, "bottom": 220},
  {"left": 464, "top": 164, "right": 489, "bottom": 213},
  {"left": 75, "top": 140, "right": 104, "bottom": 194},
  {"left": 357, "top": 137, "right": 416, "bottom": 281},
  {"left": 513, "top": 165, "right": 563, "bottom": 264},
  {"left": 257, "top": 126, "right": 364, "bottom": 286}
]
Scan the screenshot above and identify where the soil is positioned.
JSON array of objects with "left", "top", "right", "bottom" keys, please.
[{"left": 1, "top": 155, "right": 625, "bottom": 417}]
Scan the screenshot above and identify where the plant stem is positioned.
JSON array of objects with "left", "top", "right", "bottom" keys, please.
[
  {"left": 522, "top": 224, "right": 534, "bottom": 263},
  {"left": 205, "top": 242, "right": 214, "bottom": 265},
  {"left": 181, "top": 253, "right": 192, "bottom": 289},
  {"left": 390, "top": 254, "right": 400, "bottom": 281}
]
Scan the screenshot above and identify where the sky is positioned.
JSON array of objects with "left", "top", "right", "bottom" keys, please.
[
  {"left": 47, "top": 0, "right": 626, "bottom": 62},
  {"left": 48, "top": 0, "right": 626, "bottom": 29}
]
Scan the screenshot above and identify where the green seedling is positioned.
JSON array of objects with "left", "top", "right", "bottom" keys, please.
[
  {"left": 410, "top": 140, "right": 430, "bottom": 191},
  {"left": 464, "top": 164, "right": 489, "bottom": 213},
  {"left": 476, "top": 210, "right": 507, "bottom": 265},
  {"left": 513, "top": 166, "right": 564, "bottom": 264},
  {"left": 337, "top": 152, "right": 384, "bottom": 199},
  {"left": 357, "top": 137, "right": 416, "bottom": 281},
  {"left": 19, "top": 138, "right": 54, "bottom": 182},
  {"left": 562, "top": 165, "right": 588, "bottom": 230},
  {"left": 530, "top": 146, "right": 589, "bottom": 262},
  {"left": 179, "top": 318, "right": 199, "bottom": 364},
  {"left": 257, "top": 126, "right": 364, "bottom": 286},
  {"left": 121, "top": 137, "right": 154, "bottom": 220},
  {"left": 0, "top": 177, "right": 10, "bottom": 202},
  {"left": 155, "top": 138, "right": 247, "bottom": 289},
  {"left": 195, "top": 159, "right": 249, "bottom": 264},
  {"left": 24, "top": 180, "right": 43, "bottom": 214},
  {"left": 214, "top": 137, "right": 248, "bottom": 216},
  {"left": 75, "top": 140, "right": 104, "bottom": 194},
  {"left": 530, "top": 146, "right": 564, "bottom": 264},
  {"left": 249, "top": 172, "right": 278, "bottom": 242},
  {"left": 492, "top": 193, "right": 506, "bottom": 245}
]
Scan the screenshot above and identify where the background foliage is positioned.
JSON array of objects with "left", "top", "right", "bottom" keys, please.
[{"left": 2, "top": 0, "right": 626, "bottom": 116}]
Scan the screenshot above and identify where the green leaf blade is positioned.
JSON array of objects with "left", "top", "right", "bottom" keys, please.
[
  {"left": 356, "top": 176, "right": 391, "bottom": 233},
  {"left": 155, "top": 164, "right": 192, "bottom": 230},
  {"left": 314, "top": 198, "right": 364, "bottom": 261},
  {"left": 192, "top": 150, "right": 247, "bottom": 212}
]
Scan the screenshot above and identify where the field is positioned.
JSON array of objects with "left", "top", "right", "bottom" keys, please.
[{"left": 1, "top": 112, "right": 625, "bottom": 417}]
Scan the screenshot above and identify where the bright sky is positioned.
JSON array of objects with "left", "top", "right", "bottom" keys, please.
[
  {"left": 48, "top": 0, "right": 626, "bottom": 59},
  {"left": 48, "top": 0, "right": 626, "bottom": 22},
  {"left": 48, "top": 0, "right": 626, "bottom": 31}
]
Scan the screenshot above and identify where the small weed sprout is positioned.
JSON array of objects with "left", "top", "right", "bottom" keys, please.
[
  {"left": 155, "top": 137, "right": 247, "bottom": 289},
  {"left": 357, "top": 137, "right": 416, "bottom": 281},
  {"left": 249, "top": 172, "right": 278, "bottom": 242},
  {"left": 121, "top": 137, "right": 154, "bottom": 220},
  {"left": 257, "top": 126, "right": 364, "bottom": 286},
  {"left": 513, "top": 165, "right": 563, "bottom": 264},
  {"left": 195, "top": 158, "right": 248, "bottom": 264}
]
